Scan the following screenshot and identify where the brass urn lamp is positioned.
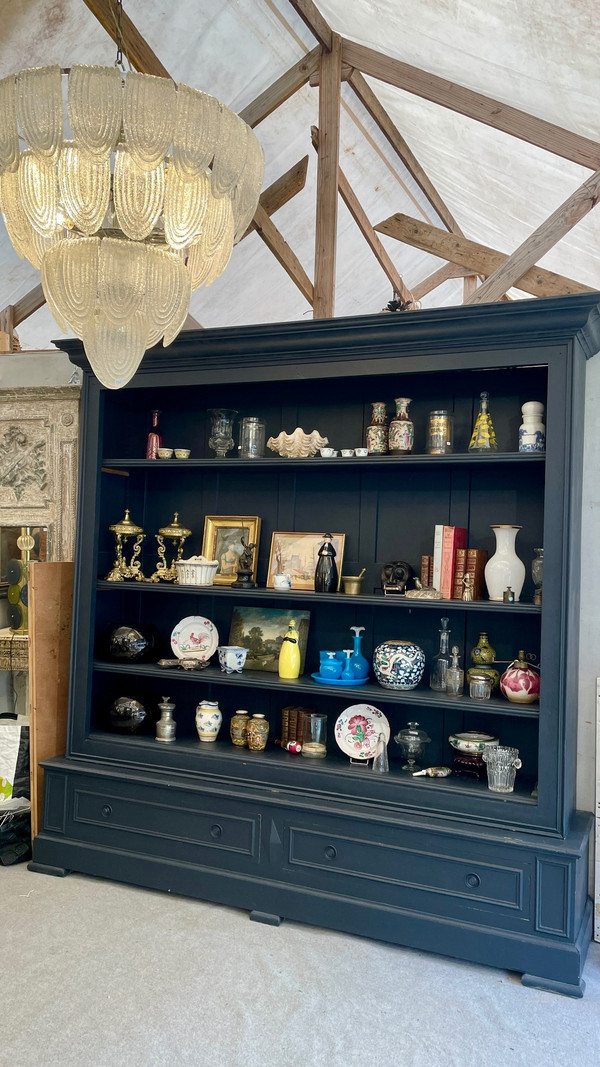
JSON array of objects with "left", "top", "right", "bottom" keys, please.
[
  {"left": 147, "top": 512, "right": 191, "bottom": 582},
  {"left": 105, "top": 509, "right": 145, "bottom": 582}
]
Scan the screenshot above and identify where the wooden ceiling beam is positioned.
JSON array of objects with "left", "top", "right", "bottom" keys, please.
[
  {"left": 243, "top": 156, "right": 309, "bottom": 239},
  {"left": 252, "top": 204, "right": 314, "bottom": 305},
  {"left": 342, "top": 38, "right": 600, "bottom": 171},
  {"left": 11, "top": 284, "right": 45, "bottom": 327},
  {"left": 240, "top": 47, "right": 320, "bottom": 128},
  {"left": 375, "top": 213, "right": 595, "bottom": 299},
  {"left": 314, "top": 35, "right": 343, "bottom": 318},
  {"left": 466, "top": 168, "right": 600, "bottom": 303},
  {"left": 82, "top": 0, "right": 172, "bottom": 78},
  {"left": 287, "top": 0, "right": 333, "bottom": 50},
  {"left": 347, "top": 70, "right": 462, "bottom": 235},
  {"left": 410, "top": 263, "right": 472, "bottom": 302},
  {"left": 311, "top": 126, "right": 413, "bottom": 303}
]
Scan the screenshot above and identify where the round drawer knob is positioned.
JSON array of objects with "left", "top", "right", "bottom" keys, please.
[
  {"left": 324, "top": 845, "right": 337, "bottom": 860},
  {"left": 210, "top": 824, "right": 223, "bottom": 839},
  {"left": 465, "top": 873, "right": 481, "bottom": 889},
  {"left": 101, "top": 804, "right": 112, "bottom": 818}
]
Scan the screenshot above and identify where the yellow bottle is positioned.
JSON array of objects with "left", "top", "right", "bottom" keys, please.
[{"left": 279, "top": 619, "right": 301, "bottom": 679}]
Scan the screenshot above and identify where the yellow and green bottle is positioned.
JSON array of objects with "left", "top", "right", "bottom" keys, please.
[
  {"left": 278, "top": 619, "right": 301, "bottom": 679},
  {"left": 468, "top": 391, "right": 498, "bottom": 452}
]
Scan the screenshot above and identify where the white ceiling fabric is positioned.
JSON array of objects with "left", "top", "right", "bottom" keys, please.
[{"left": 0, "top": 0, "right": 598, "bottom": 350}]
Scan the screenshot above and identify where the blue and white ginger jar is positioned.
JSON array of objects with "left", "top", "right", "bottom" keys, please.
[{"left": 373, "top": 639, "right": 425, "bottom": 690}]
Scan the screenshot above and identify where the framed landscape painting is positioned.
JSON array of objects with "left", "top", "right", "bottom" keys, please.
[
  {"left": 266, "top": 531, "right": 345, "bottom": 590},
  {"left": 201, "top": 515, "right": 261, "bottom": 586},
  {"left": 228, "top": 606, "right": 310, "bottom": 673}
]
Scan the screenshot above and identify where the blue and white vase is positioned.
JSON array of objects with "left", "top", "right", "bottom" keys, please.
[
  {"left": 373, "top": 639, "right": 425, "bottom": 690},
  {"left": 518, "top": 401, "right": 545, "bottom": 453},
  {"left": 195, "top": 700, "right": 222, "bottom": 742}
]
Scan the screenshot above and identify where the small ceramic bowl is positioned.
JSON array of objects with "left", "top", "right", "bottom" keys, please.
[
  {"left": 157, "top": 447, "right": 173, "bottom": 459},
  {"left": 448, "top": 731, "right": 499, "bottom": 754},
  {"left": 341, "top": 448, "right": 354, "bottom": 457},
  {"left": 355, "top": 447, "right": 368, "bottom": 457},
  {"left": 174, "top": 448, "right": 191, "bottom": 459},
  {"left": 320, "top": 447, "right": 335, "bottom": 458}
]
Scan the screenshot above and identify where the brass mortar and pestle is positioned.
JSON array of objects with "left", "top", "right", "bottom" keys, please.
[{"left": 341, "top": 568, "right": 366, "bottom": 595}]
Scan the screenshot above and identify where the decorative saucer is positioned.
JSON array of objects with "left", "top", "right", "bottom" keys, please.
[
  {"left": 170, "top": 615, "right": 218, "bottom": 661},
  {"left": 334, "top": 704, "right": 390, "bottom": 759}
]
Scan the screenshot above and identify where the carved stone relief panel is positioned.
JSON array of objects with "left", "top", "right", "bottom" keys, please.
[{"left": 0, "top": 387, "right": 80, "bottom": 561}]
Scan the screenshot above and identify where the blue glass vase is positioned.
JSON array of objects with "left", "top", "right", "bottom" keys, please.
[{"left": 348, "top": 625, "right": 369, "bottom": 680}]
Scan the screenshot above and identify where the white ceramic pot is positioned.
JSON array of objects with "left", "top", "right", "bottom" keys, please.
[
  {"left": 519, "top": 401, "right": 545, "bottom": 453},
  {"left": 217, "top": 645, "right": 248, "bottom": 673},
  {"left": 175, "top": 555, "right": 218, "bottom": 586},
  {"left": 484, "top": 525, "right": 526, "bottom": 602}
]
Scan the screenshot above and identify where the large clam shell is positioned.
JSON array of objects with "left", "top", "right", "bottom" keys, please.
[{"left": 267, "top": 427, "right": 328, "bottom": 458}]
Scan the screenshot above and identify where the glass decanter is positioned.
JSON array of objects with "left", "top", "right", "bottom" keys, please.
[
  {"left": 207, "top": 408, "right": 238, "bottom": 457},
  {"left": 532, "top": 547, "right": 543, "bottom": 605},
  {"left": 445, "top": 645, "right": 464, "bottom": 697},
  {"left": 429, "top": 616, "right": 451, "bottom": 691},
  {"left": 394, "top": 720, "right": 431, "bottom": 773},
  {"left": 468, "top": 391, "right": 498, "bottom": 452}
]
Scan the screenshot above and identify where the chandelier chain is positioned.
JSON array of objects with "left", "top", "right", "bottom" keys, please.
[{"left": 114, "top": 0, "right": 125, "bottom": 71}]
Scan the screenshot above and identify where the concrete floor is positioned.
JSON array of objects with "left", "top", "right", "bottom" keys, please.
[{"left": 3, "top": 862, "right": 599, "bottom": 1067}]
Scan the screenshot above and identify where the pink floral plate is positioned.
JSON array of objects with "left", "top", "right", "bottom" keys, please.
[
  {"left": 171, "top": 615, "right": 219, "bottom": 661},
  {"left": 334, "top": 703, "right": 390, "bottom": 760}
]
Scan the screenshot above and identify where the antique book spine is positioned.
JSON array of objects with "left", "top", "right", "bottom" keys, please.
[
  {"left": 420, "top": 554, "right": 433, "bottom": 586},
  {"left": 432, "top": 525, "right": 444, "bottom": 591},
  {"left": 465, "top": 548, "right": 488, "bottom": 599},
  {"left": 453, "top": 547, "right": 468, "bottom": 598},
  {"left": 440, "top": 526, "right": 467, "bottom": 598}
]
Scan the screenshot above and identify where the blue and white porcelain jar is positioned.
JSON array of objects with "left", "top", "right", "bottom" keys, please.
[
  {"left": 217, "top": 645, "right": 248, "bottom": 674},
  {"left": 518, "top": 401, "right": 545, "bottom": 453},
  {"left": 373, "top": 639, "right": 425, "bottom": 690}
]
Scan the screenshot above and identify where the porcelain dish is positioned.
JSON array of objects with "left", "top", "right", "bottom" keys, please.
[
  {"left": 448, "top": 731, "right": 499, "bottom": 754},
  {"left": 334, "top": 703, "right": 390, "bottom": 759},
  {"left": 170, "top": 615, "right": 219, "bottom": 661}
]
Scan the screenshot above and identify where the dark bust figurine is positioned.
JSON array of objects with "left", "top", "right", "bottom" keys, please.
[{"left": 380, "top": 560, "right": 413, "bottom": 594}]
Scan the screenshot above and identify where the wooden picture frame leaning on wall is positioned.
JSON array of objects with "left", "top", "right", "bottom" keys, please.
[{"left": 201, "top": 516, "right": 261, "bottom": 586}]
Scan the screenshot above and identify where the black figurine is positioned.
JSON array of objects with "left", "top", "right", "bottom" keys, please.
[
  {"left": 231, "top": 536, "right": 257, "bottom": 589},
  {"left": 380, "top": 560, "right": 413, "bottom": 594},
  {"left": 314, "top": 533, "right": 338, "bottom": 593}
]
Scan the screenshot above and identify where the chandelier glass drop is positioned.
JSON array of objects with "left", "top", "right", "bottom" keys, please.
[{"left": 0, "top": 64, "right": 264, "bottom": 387}]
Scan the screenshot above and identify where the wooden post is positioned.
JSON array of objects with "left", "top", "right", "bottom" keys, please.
[
  {"left": 313, "top": 34, "right": 342, "bottom": 318},
  {"left": 0, "top": 304, "right": 15, "bottom": 352}
]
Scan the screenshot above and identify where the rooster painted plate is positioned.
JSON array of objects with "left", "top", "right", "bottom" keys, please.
[
  {"left": 334, "top": 703, "right": 390, "bottom": 760},
  {"left": 170, "top": 616, "right": 219, "bottom": 661}
]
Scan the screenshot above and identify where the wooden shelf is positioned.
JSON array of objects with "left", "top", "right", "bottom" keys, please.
[
  {"left": 92, "top": 659, "right": 540, "bottom": 717},
  {"left": 95, "top": 580, "right": 542, "bottom": 614},
  {"left": 102, "top": 451, "right": 546, "bottom": 471}
]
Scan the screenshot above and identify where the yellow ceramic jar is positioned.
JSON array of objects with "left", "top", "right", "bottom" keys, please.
[{"left": 247, "top": 712, "right": 269, "bottom": 752}]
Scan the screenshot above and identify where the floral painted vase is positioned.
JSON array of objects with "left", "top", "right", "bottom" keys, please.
[
  {"left": 388, "top": 398, "right": 414, "bottom": 455},
  {"left": 247, "top": 712, "right": 269, "bottom": 751},
  {"left": 195, "top": 699, "right": 222, "bottom": 742},
  {"left": 373, "top": 639, "right": 425, "bottom": 690},
  {"left": 366, "top": 401, "right": 388, "bottom": 454},
  {"left": 230, "top": 709, "right": 249, "bottom": 747},
  {"left": 500, "top": 652, "right": 540, "bottom": 704}
]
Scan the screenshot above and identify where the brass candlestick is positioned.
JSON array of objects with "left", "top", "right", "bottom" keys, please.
[
  {"left": 105, "top": 509, "right": 146, "bottom": 582},
  {"left": 147, "top": 513, "right": 191, "bottom": 582}
]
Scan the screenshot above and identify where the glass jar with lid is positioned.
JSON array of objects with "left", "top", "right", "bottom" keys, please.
[
  {"left": 239, "top": 416, "right": 266, "bottom": 458},
  {"left": 426, "top": 410, "right": 454, "bottom": 454}
]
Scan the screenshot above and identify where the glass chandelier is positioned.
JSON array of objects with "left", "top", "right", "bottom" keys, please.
[{"left": 0, "top": 64, "right": 264, "bottom": 388}]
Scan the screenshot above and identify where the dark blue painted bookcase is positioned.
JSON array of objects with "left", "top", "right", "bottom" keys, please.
[{"left": 31, "top": 294, "right": 599, "bottom": 995}]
